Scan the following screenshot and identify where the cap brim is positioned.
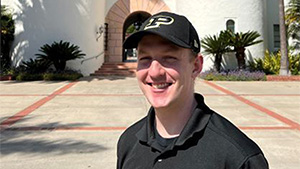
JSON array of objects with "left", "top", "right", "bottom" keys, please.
[{"left": 123, "top": 30, "right": 190, "bottom": 49}]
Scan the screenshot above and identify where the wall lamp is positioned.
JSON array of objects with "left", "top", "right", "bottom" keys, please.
[{"left": 96, "top": 24, "right": 104, "bottom": 41}]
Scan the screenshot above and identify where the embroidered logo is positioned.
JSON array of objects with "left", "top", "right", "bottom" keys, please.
[
  {"left": 144, "top": 15, "right": 174, "bottom": 30},
  {"left": 194, "top": 39, "right": 199, "bottom": 49}
]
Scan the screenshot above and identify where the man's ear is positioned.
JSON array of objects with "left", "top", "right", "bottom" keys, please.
[{"left": 192, "top": 54, "right": 203, "bottom": 79}]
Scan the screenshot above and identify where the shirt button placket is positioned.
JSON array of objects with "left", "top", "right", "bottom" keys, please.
[{"left": 153, "top": 156, "right": 163, "bottom": 168}]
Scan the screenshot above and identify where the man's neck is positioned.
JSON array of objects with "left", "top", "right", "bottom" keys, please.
[{"left": 154, "top": 95, "right": 197, "bottom": 138}]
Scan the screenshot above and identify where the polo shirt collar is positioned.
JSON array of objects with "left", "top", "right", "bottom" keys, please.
[
  {"left": 136, "top": 93, "right": 212, "bottom": 149},
  {"left": 135, "top": 106, "right": 155, "bottom": 144},
  {"left": 175, "top": 94, "right": 212, "bottom": 146}
]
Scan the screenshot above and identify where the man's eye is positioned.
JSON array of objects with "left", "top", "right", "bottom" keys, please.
[
  {"left": 165, "top": 56, "right": 177, "bottom": 62},
  {"left": 139, "top": 57, "right": 151, "bottom": 62}
]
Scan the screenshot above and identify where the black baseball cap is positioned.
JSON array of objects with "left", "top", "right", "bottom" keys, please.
[{"left": 123, "top": 12, "right": 200, "bottom": 53}]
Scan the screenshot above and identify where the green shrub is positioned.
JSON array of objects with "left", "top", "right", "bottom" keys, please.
[
  {"left": 16, "top": 73, "right": 43, "bottom": 81},
  {"left": 20, "top": 58, "right": 51, "bottom": 74},
  {"left": 248, "top": 50, "right": 300, "bottom": 75},
  {"left": 248, "top": 50, "right": 280, "bottom": 75},
  {"left": 289, "top": 54, "right": 300, "bottom": 75},
  {"left": 43, "top": 73, "right": 82, "bottom": 81},
  {"left": 201, "top": 72, "right": 227, "bottom": 81},
  {"left": 15, "top": 72, "right": 82, "bottom": 81},
  {"left": 0, "top": 66, "right": 26, "bottom": 80}
]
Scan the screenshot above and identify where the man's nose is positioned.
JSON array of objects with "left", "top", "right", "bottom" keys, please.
[{"left": 148, "top": 60, "right": 166, "bottom": 78}]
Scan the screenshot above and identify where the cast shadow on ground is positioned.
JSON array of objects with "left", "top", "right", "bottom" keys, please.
[
  {"left": 0, "top": 80, "right": 71, "bottom": 84},
  {"left": 0, "top": 75, "right": 131, "bottom": 83},
  {"left": 0, "top": 120, "right": 107, "bottom": 156},
  {"left": 77, "top": 75, "right": 132, "bottom": 82}
]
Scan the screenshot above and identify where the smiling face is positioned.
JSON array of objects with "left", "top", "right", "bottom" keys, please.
[{"left": 136, "top": 34, "right": 203, "bottom": 110}]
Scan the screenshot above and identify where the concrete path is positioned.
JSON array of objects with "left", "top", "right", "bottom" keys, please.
[{"left": 0, "top": 77, "right": 299, "bottom": 169}]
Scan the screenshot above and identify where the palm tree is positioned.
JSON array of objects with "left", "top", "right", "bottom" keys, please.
[
  {"left": 285, "top": 0, "right": 300, "bottom": 50},
  {"left": 1, "top": 5, "right": 15, "bottom": 72},
  {"left": 36, "top": 40, "right": 86, "bottom": 71},
  {"left": 227, "top": 31, "right": 263, "bottom": 70},
  {"left": 201, "top": 31, "right": 231, "bottom": 72},
  {"left": 285, "top": 0, "right": 300, "bottom": 39},
  {"left": 279, "top": 0, "right": 289, "bottom": 75}
]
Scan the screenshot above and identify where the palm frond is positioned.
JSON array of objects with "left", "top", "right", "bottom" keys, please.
[
  {"left": 228, "top": 31, "right": 262, "bottom": 49},
  {"left": 201, "top": 31, "right": 231, "bottom": 55},
  {"left": 285, "top": 0, "right": 300, "bottom": 39}
]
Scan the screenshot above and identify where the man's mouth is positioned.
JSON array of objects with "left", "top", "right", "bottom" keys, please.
[{"left": 147, "top": 83, "right": 173, "bottom": 89}]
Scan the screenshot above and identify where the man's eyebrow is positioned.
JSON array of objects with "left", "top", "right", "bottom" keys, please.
[
  {"left": 137, "top": 49, "right": 148, "bottom": 55},
  {"left": 160, "top": 43, "right": 181, "bottom": 53},
  {"left": 137, "top": 44, "right": 181, "bottom": 54}
]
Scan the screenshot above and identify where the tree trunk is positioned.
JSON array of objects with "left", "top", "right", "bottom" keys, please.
[
  {"left": 214, "top": 54, "right": 222, "bottom": 72},
  {"left": 236, "top": 48, "right": 246, "bottom": 70},
  {"left": 279, "top": 0, "right": 289, "bottom": 75},
  {"left": 54, "top": 60, "right": 66, "bottom": 72},
  {"left": 1, "top": 35, "right": 12, "bottom": 70}
]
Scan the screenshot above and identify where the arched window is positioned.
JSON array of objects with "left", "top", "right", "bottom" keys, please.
[{"left": 226, "top": 19, "right": 235, "bottom": 33}]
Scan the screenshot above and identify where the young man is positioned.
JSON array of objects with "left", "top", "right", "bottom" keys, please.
[{"left": 117, "top": 12, "right": 268, "bottom": 169}]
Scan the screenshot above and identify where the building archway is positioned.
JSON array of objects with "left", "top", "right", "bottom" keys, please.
[
  {"left": 123, "top": 11, "right": 151, "bottom": 62},
  {"left": 105, "top": 0, "right": 170, "bottom": 62}
]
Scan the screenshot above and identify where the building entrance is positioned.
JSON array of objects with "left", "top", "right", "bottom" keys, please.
[{"left": 123, "top": 12, "right": 151, "bottom": 62}]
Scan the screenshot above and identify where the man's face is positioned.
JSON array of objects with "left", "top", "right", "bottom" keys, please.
[{"left": 136, "top": 34, "right": 202, "bottom": 109}]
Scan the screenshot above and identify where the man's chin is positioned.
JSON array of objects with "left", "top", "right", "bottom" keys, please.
[
  {"left": 143, "top": 91, "right": 174, "bottom": 109},
  {"left": 148, "top": 98, "right": 170, "bottom": 109}
]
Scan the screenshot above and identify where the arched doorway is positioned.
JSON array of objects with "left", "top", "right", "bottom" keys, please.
[
  {"left": 105, "top": 0, "right": 170, "bottom": 63},
  {"left": 123, "top": 11, "right": 151, "bottom": 62}
]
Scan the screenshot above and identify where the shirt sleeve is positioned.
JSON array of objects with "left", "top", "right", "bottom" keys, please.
[{"left": 240, "top": 153, "right": 269, "bottom": 169}]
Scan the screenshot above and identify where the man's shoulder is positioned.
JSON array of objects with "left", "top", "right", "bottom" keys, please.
[
  {"left": 207, "top": 112, "right": 262, "bottom": 157},
  {"left": 118, "top": 116, "right": 147, "bottom": 145}
]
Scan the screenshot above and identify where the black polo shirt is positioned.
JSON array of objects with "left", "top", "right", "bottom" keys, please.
[{"left": 117, "top": 94, "right": 268, "bottom": 169}]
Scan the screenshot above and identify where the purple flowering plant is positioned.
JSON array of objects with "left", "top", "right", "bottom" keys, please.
[{"left": 200, "top": 69, "right": 266, "bottom": 81}]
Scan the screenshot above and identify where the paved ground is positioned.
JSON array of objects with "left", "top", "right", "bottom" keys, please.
[{"left": 0, "top": 76, "right": 299, "bottom": 169}]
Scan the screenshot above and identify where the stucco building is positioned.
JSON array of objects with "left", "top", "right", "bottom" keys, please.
[{"left": 2, "top": 0, "right": 287, "bottom": 76}]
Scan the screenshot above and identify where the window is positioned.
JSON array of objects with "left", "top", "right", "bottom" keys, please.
[
  {"left": 226, "top": 20, "right": 235, "bottom": 33},
  {"left": 273, "top": 24, "right": 280, "bottom": 49}
]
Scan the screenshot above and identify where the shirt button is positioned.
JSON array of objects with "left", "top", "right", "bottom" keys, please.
[{"left": 158, "top": 159, "right": 162, "bottom": 162}]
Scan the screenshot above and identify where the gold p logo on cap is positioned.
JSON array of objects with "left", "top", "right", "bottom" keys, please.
[{"left": 144, "top": 15, "right": 174, "bottom": 30}]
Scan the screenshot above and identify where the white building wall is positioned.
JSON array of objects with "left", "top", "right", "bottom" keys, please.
[
  {"left": 2, "top": 0, "right": 106, "bottom": 76},
  {"left": 266, "top": 0, "right": 292, "bottom": 53},
  {"left": 172, "top": 0, "right": 266, "bottom": 71},
  {"left": 105, "top": 0, "right": 118, "bottom": 16},
  {"left": 267, "top": 0, "right": 280, "bottom": 52}
]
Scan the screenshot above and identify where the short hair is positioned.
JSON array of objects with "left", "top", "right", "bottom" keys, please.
[{"left": 189, "top": 50, "right": 198, "bottom": 62}]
